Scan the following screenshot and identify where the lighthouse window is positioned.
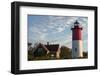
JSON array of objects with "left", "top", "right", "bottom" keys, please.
[{"left": 75, "top": 48, "right": 77, "bottom": 52}]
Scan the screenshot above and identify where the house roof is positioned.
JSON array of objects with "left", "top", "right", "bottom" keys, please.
[
  {"left": 34, "top": 43, "right": 59, "bottom": 52},
  {"left": 34, "top": 43, "right": 49, "bottom": 52},
  {"left": 45, "top": 44, "right": 59, "bottom": 52}
]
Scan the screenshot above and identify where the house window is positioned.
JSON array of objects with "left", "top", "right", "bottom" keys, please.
[{"left": 38, "top": 48, "right": 43, "bottom": 52}]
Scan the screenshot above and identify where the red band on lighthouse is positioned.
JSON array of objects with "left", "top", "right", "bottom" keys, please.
[{"left": 72, "top": 26, "right": 82, "bottom": 40}]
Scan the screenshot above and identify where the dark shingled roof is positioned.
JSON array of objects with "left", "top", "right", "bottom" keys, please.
[{"left": 45, "top": 44, "right": 59, "bottom": 52}]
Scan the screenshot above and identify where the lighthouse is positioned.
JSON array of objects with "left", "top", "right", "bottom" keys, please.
[{"left": 71, "top": 20, "right": 83, "bottom": 58}]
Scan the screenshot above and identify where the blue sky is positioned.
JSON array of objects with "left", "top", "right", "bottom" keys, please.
[{"left": 28, "top": 15, "right": 88, "bottom": 51}]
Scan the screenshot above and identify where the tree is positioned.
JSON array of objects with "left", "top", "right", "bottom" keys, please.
[
  {"left": 28, "top": 42, "right": 32, "bottom": 51},
  {"left": 83, "top": 51, "right": 88, "bottom": 58},
  {"left": 60, "top": 46, "right": 72, "bottom": 59},
  {"left": 28, "top": 42, "right": 32, "bottom": 47}
]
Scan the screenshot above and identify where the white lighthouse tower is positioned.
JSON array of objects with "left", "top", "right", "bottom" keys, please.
[{"left": 71, "top": 20, "right": 83, "bottom": 58}]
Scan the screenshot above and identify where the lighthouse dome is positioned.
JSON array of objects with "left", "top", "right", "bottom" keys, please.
[
  {"left": 74, "top": 20, "right": 83, "bottom": 28},
  {"left": 74, "top": 20, "right": 81, "bottom": 26},
  {"left": 74, "top": 20, "right": 79, "bottom": 25},
  {"left": 71, "top": 20, "right": 83, "bottom": 30}
]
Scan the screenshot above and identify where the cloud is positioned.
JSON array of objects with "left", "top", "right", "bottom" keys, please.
[
  {"left": 57, "top": 27, "right": 66, "bottom": 32},
  {"left": 40, "top": 33, "right": 47, "bottom": 40},
  {"left": 47, "top": 16, "right": 71, "bottom": 33},
  {"left": 28, "top": 24, "right": 48, "bottom": 43},
  {"left": 66, "top": 17, "right": 78, "bottom": 25},
  {"left": 42, "top": 29, "right": 47, "bottom": 32},
  {"left": 47, "top": 16, "right": 87, "bottom": 33},
  {"left": 49, "top": 32, "right": 72, "bottom": 48}
]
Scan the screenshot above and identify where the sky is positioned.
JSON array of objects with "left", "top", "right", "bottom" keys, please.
[{"left": 28, "top": 15, "right": 88, "bottom": 51}]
